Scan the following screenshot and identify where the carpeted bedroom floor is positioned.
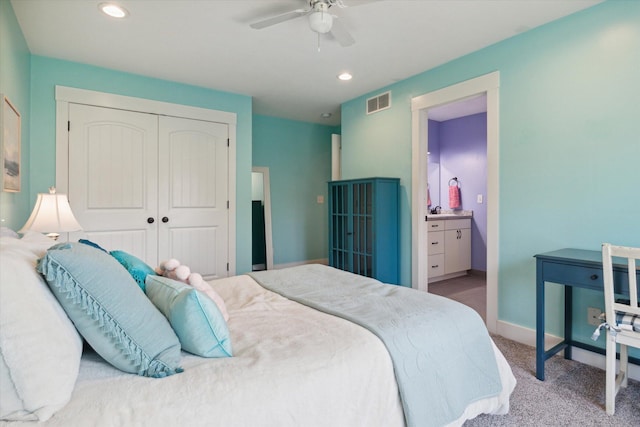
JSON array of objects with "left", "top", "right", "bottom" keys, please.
[
  {"left": 430, "top": 275, "right": 639, "bottom": 426},
  {"left": 464, "top": 335, "right": 640, "bottom": 426}
]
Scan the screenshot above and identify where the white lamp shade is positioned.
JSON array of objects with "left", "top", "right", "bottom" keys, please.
[
  {"left": 309, "top": 10, "right": 333, "bottom": 34},
  {"left": 19, "top": 191, "right": 82, "bottom": 234}
]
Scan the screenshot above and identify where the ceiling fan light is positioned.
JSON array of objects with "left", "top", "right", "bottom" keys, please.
[{"left": 309, "top": 11, "right": 333, "bottom": 34}]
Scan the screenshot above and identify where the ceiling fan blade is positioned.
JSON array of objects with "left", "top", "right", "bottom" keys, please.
[
  {"left": 330, "top": 18, "right": 355, "bottom": 47},
  {"left": 332, "top": 0, "right": 383, "bottom": 8},
  {"left": 250, "top": 8, "right": 309, "bottom": 30}
]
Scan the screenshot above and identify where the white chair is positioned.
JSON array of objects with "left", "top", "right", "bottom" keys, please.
[{"left": 601, "top": 243, "right": 640, "bottom": 415}]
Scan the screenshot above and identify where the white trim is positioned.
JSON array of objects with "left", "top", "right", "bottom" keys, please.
[
  {"left": 496, "top": 320, "right": 640, "bottom": 381},
  {"left": 411, "top": 108, "right": 429, "bottom": 293},
  {"left": 331, "top": 134, "right": 341, "bottom": 181},
  {"left": 227, "top": 125, "right": 237, "bottom": 275},
  {"left": 252, "top": 167, "right": 274, "bottom": 270},
  {"left": 497, "top": 319, "right": 563, "bottom": 349},
  {"left": 274, "top": 258, "right": 329, "bottom": 270},
  {"left": 410, "top": 71, "right": 500, "bottom": 333},
  {"left": 55, "top": 86, "right": 236, "bottom": 124},
  {"left": 55, "top": 85, "right": 237, "bottom": 275}
]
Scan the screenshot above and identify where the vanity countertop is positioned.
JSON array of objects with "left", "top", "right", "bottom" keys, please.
[{"left": 426, "top": 210, "right": 473, "bottom": 221}]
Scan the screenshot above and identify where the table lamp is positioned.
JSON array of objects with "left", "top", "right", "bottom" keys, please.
[{"left": 19, "top": 187, "right": 82, "bottom": 239}]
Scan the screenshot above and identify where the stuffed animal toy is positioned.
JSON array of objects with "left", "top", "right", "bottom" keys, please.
[{"left": 156, "top": 259, "right": 229, "bottom": 321}]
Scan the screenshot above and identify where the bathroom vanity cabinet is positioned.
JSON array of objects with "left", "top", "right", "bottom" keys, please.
[{"left": 427, "top": 217, "right": 471, "bottom": 282}]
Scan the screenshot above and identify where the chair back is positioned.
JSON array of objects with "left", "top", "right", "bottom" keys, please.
[{"left": 602, "top": 243, "right": 640, "bottom": 330}]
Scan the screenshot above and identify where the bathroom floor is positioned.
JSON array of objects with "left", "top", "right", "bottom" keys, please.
[{"left": 428, "top": 273, "right": 486, "bottom": 322}]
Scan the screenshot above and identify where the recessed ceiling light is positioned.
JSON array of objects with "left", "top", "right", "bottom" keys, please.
[
  {"left": 99, "top": 3, "right": 129, "bottom": 18},
  {"left": 337, "top": 72, "right": 353, "bottom": 81},
  {"left": 321, "top": 112, "right": 332, "bottom": 119}
]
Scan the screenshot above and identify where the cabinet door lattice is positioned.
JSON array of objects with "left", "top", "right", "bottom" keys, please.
[{"left": 328, "top": 177, "right": 399, "bottom": 284}]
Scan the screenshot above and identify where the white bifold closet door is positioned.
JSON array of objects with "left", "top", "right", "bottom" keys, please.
[
  {"left": 158, "top": 115, "right": 228, "bottom": 279},
  {"left": 68, "top": 103, "right": 229, "bottom": 279}
]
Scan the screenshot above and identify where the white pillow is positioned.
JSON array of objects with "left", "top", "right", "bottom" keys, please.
[
  {"left": 0, "top": 227, "right": 18, "bottom": 238},
  {"left": 0, "top": 233, "right": 83, "bottom": 421}
]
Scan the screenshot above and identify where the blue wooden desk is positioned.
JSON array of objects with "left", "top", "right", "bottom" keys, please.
[{"left": 534, "top": 248, "right": 640, "bottom": 381}]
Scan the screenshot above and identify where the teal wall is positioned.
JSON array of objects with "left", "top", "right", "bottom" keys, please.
[
  {"left": 0, "top": 0, "right": 31, "bottom": 230},
  {"left": 27, "top": 56, "right": 254, "bottom": 274},
  {"left": 5, "top": 0, "right": 638, "bottom": 354},
  {"left": 253, "top": 115, "right": 337, "bottom": 265},
  {"left": 341, "top": 0, "right": 640, "bottom": 347}
]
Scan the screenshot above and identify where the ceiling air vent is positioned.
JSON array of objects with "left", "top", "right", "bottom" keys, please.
[{"left": 366, "top": 91, "right": 391, "bottom": 115}]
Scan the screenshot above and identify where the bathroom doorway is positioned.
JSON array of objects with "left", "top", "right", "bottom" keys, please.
[
  {"left": 425, "top": 96, "right": 488, "bottom": 322},
  {"left": 411, "top": 72, "right": 499, "bottom": 333}
]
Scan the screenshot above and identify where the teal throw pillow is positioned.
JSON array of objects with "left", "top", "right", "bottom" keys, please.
[
  {"left": 145, "top": 275, "right": 233, "bottom": 358},
  {"left": 110, "top": 250, "right": 156, "bottom": 291},
  {"left": 37, "top": 242, "right": 183, "bottom": 378}
]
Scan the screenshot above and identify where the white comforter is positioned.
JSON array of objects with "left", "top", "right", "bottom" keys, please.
[{"left": 4, "top": 274, "right": 514, "bottom": 427}]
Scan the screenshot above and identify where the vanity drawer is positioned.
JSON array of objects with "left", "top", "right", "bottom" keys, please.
[
  {"left": 428, "top": 231, "right": 444, "bottom": 255},
  {"left": 428, "top": 254, "right": 445, "bottom": 277},
  {"left": 445, "top": 218, "right": 471, "bottom": 230},
  {"left": 427, "top": 220, "right": 445, "bottom": 231}
]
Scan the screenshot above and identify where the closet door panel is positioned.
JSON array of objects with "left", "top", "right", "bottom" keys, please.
[
  {"left": 68, "top": 104, "right": 158, "bottom": 263},
  {"left": 158, "top": 116, "right": 229, "bottom": 279},
  {"left": 166, "top": 227, "right": 220, "bottom": 276}
]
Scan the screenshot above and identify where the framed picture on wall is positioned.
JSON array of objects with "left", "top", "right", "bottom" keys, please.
[{"left": 1, "top": 94, "right": 21, "bottom": 192}]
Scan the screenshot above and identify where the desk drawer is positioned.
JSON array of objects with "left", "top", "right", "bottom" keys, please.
[
  {"left": 543, "top": 262, "right": 603, "bottom": 291},
  {"left": 542, "top": 261, "right": 636, "bottom": 294}
]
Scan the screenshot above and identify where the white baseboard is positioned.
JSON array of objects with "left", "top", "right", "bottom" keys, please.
[
  {"left": 273, "top": 258, "right": 328, "bottom": 270},
  {"left": 496, "top": 320, "right": 640, "bottom": 381}
]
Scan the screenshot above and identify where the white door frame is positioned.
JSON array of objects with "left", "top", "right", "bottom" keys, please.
[
  {"left": 54, "top": 85, "right": 237, "bottom": 274},
  {"left": 411, "top": 72, "right": 500, "bottom": 333},
  {"left": 252, "top": 167, "right": 274, "bottom": 270}
]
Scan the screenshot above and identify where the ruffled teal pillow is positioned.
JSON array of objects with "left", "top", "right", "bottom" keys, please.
[
  {"left": 110, "top": 250, "right": 156, "bottom": 291},
  {"left": 145, "top": 275, "right": 232, "bottom": 358},
  {"left": 37, "top": 242, "right": 182, "bottom": 378}
]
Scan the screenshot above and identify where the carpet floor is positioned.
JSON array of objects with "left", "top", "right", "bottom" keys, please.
[{"left": 464, "top": 335, "right": 640, "bottom": 426}]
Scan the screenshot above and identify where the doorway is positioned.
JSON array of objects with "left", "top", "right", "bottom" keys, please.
[
  {"left": 251, "top": 167, "right": 273, "bottom": 271},
  {"left": 425, "top": 96, "right": 488, "bottom": 321},
  {"left": 411, "top": 72, "right": 499, "bottom": 333}
]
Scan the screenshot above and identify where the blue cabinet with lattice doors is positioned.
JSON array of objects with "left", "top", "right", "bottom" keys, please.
[{"left": 328, "top": 177, "right": 400, "bottom": 284}]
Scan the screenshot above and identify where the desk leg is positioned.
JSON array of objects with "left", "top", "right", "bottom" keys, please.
[
  {"left": 564, "top": 285, "right": 572, "bottom": 360},
  {"left": 536, "top": 269, "right": 545, "bottom": 380}
]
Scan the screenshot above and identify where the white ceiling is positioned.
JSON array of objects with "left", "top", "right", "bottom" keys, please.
[
  {"left": 11, "top": 0, "right": 602, "bottom": 125},
  {"left": 428, "top": 94, "right": 487, "bottom": 122}
]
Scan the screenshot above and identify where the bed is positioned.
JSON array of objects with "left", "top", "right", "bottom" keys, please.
[{"left": 0, "top": 231, "right": 516, "bottom": 427}]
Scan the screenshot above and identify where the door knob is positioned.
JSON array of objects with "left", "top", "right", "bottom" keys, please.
[
  {"left": 147, "top": 217, "right": 155, "bottom": 224},
  {"left": 162, "top": 217, "right": 169, "bottom": 223}
]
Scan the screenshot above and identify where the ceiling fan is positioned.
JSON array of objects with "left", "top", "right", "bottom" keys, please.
[{"left": 250, "top": 0, "right": 362, "bottom": 48}]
